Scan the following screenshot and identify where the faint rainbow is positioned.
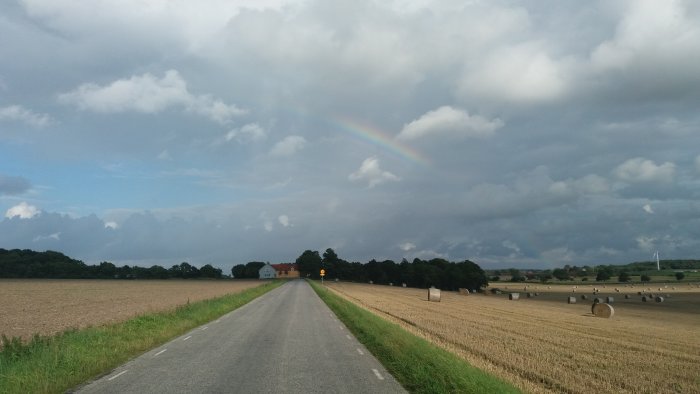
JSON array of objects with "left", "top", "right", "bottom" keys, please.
[{"left": 329, "top": 115, "right": 430, "bottom": 166}]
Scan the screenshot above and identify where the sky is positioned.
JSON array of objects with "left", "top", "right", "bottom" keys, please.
[{"left": 2, "top": 0, "right": 700, "bottom": 270}]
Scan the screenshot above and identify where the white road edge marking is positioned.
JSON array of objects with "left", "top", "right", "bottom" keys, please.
[
  {"left": 346, "top": 334, "right": 352, "bottom": 340},
  {"left": 201, "top": 326, "right": 209, "bottom": 331},
  {"left": 214, "top": 320, "right": 221, "bottom": 323},
  {"left": 183, "top": 335, "right": 192, "bottom": 341},
  {"left": 356, "top": 348, "right": 364, "bottom": 355},
  {"left": 107, "top": 370, "right": 128, "bottom": 381},
  {"left": 154, "top": 349, "right": 167, "bottom": 357},
  {"left": 372, "top": 369, "right": 385, "bottom": 380},
  {"left": 339, "top": 325, "right": 344, "bottom": 330}
]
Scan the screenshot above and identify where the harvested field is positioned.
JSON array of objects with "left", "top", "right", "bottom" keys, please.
[
  {"left": 0, "top": 279, "right": 264, "bottom": 341},
  {"left": 327, "top": 282, "right": 700, "bottom": 394}
]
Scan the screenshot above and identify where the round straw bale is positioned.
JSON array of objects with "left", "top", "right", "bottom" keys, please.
[
  {"left": 637, "top": 291, "right": 642, "bottom": 295},
  {"left": 458, "top": 288, "right": 469, "bottom": 295},
  {"left": 369, "top": 280, "right": 373, "bottom": 284},
  {"left": 389, "top": 282, "right": 393, "bottom": 286},
  {"left": 624, "top": 294, "right": 630, "bottom": 299},
  {"left": 594, "top": 297, "right": 603, "bottom": 304},
  {"left": 527, "top": 292, "right": 533, "bottom": 298},
  {"left": 509, "top": 293, "right": 520, "bottom": 300},
  {"left": 655, "top": 296, "right": 664, "bottom": 303},
  {"left": 581, "top": 294, "right": 588, "bottom": 300},
  {"left": 402, "top": 283, "right": 407, "bottom": 287},
  {"left": 606, "top": 296, "right": 614, "bottom": 304},
  {"left": 428, "top": 288, "right": 441, "bottom": 302},
  {"left": 567, "top": 296, "right": 576, "bottom": 304},
  {"left": 592, "top": 303, "right": 615, "bottom": 318},
  {"left": 642, "top": 296, "right": 649, "bottom": 302},
  {"left": 534, "top": 292, "right": 539, "bottom": 296}
]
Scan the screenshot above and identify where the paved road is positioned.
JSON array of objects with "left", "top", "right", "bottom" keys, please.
[{"left": 75, "top": 280, "right": 406, "bottom": 393}]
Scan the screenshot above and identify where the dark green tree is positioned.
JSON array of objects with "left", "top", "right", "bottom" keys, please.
[
  {"left": 232, "top": 264, "right": 246, "bottom": 279},
  {"left": 200, "top": 264, "right": 222, "bottom": 278},
  {"left": 675, "top": 272, "right": 685, "bottom": 281},
  {"left": 552, "top": 268, "right": 570, "bottom": 281},
  {"left": 244, "top": 262, "right": 266, "bottom": 278},
  {"left": 618, "top": 271, "right": 630, "bottom": 282},
  {"left": 641, "top": 274, "right": 651, "bottom": 282},
  {"left": 296, "top": 250, "right": 322, "bottom": 278}
]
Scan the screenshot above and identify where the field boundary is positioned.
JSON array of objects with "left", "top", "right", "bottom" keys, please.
[
  {"left": 0, "top": 280, "right": 284, "bottom": 394},
  {"left": 308, "top": 280, "right": 521, "bottom": 394}
]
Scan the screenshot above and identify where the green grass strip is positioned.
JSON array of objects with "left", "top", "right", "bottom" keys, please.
[
  {"left": 309, "top": 280, "right": 521, "bottom": 394},
  {"left": 0, "top": 280, "right": 283, "bottom": 394}
]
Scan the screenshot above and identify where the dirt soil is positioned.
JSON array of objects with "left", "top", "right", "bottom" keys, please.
[
  {"left": 327, "top": 281, "right": 700, "bottom": 394},
  {"left": 0, "top": 279, "right": 263, "bottom": 341}
]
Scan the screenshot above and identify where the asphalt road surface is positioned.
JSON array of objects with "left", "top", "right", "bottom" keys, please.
[{"left": 74, "top": 280, "right": 406, "bottom": 393}]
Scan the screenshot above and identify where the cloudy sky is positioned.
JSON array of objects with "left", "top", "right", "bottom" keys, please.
[{"left": 2, "top": 0, "right": 700, "bottom": 270}]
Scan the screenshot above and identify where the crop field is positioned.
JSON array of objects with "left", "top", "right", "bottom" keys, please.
[
  {"left": 0, "top": 279, "right": 264, "bottom": 342},
  {"left": 326, "top": 282, "right": 700, "bottom": 394}
]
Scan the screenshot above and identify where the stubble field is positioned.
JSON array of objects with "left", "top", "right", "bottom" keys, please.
[
  {"left": 326, "top": 281, "right": 700, "bottom": 394},
  {"left": 0, "top": 279, "right": 263, "bottom": 341}
]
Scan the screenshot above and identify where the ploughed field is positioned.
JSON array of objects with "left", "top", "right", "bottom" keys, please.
[
  {"left": 0, "top": 279, "right": 264, "bottom": 342},
  {"left": 327, "top": 281, "right": 700, "bottom": 394}
]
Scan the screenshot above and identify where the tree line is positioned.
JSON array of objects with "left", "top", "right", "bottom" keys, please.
[
  {"left": 279, "top": 248, "right": 489, "bottom": 291},
  {"left": 0, "top": 249, "right": 223, "bottom": 279}
]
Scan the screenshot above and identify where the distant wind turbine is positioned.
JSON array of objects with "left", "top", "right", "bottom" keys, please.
[{"left": 653, "top": 251, "right": 660, "bottom": 271}]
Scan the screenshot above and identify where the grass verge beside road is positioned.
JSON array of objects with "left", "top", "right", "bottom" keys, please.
[
  {"left": 0, "top": 280, "right": 283, "bottom": 394},
  {"left": 309, "top": 280, "right": 520, "bottom": 394}
]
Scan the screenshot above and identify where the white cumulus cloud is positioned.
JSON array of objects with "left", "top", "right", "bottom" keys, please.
[
  {"left": 349, "top": 157, "right": 400, "bottom": 188},
  {"left": 613, "top": 157, "right": 675, "bottom": 183},
  {"left": 399, "top": 242, "right": 416, "bottom": 251},
  {"left": 269, "top": 136, "right": 306, "bottom": 156},
  {"left": 0, "top": 105, "right": 53, "bottom": 127},
  {"left": 226, "top": 123, "right": 267, "bottom": 143},
  {"left": 460, "top": 42, "right": 570, "bottom": 102},
  {"left": 58, "top": 70, "right": 246, "bottom": 124},
  {"left": 104, "top": 221, "right": 118, "bottom": 229},
  {"left": 397, "top": 106, "right": 504, "bottom": 141},
  {"left": 643, "top": 204, "right": 654, "bottom": 214},
  {"left": 5, "top": 202, "right": 41, "bottom": 219},
  {"left": 278, "top": 214, "right": 290, "bottom": 227}
]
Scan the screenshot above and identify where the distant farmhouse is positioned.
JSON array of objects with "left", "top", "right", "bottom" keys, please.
[{"left": 258, "top": 263, "right": 300, "bottom": 279}]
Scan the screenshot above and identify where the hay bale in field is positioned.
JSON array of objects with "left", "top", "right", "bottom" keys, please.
[
  {"left": 624, "top": 294, "right": 630, "bottom": 299},
  {"left": 581, "top": 294, "right": 588, "bottom": 300},
  {"left": 458, "top": 288, "right": 469, "bottom": 295},
  {"left": 594, "top": 297, "right": 603, "bottom": 304},
  {"left": 509, "top": 293, "right": 520, "bottom": 300},
  {"left": 428, "top": 288, "right": 441, "bottom": 302},
  {"left": 527, "top": 292, "right": 533, "bottom": 298},
  {"left": 637, "top": 291, "right": 642, "bottom": 295},
  {"left": 592, "top": 303, "right": 615, "bottom": 318},
  {"left": 655, "top": 296, "right": 664, "bottom": 303},
  {"left": 534, "top": 292, "right": 539, "bottom": 296},
  {"left": 402, "top": 283, "right": 407, "bottom": 288},
  {"left": 606, "top": 296, "right": 614, "bottom": 303},
  {"left": 642, "top": 296, "right": 649, "bottom": 302},
  {"left": 369, "top": 281, "right": 373, "bottom": 284},
  {"left": 567, "top": 296, "right": 577, "bottom": 304}
]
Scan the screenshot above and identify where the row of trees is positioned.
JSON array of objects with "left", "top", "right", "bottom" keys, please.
[
  {"left": 287, "top": 249, "right": 489, "bottom": 291},
  {"left": 0, "top": 249, "right": 223, "bottom": 279},
  {"left": 495, "top": 263, "right": 692, "bottom": 283}
]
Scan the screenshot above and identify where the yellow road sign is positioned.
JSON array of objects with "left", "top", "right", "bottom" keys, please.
[{"left": 320, "top": 269, "right": 326, "bottom": 276}]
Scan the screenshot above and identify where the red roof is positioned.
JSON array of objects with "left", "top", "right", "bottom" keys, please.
[{"left": 271, "top": 263, "right": 298, "bottom": 272}]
